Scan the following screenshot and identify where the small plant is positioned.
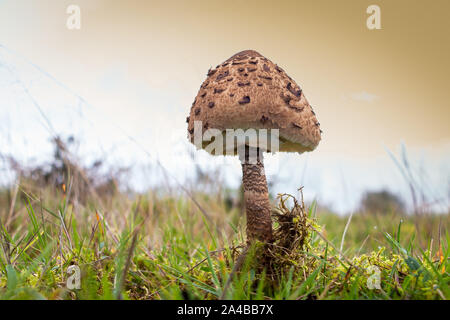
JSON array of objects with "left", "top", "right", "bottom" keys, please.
[{"left": 0, "top": 172, "right": 448, "bottom": 300}]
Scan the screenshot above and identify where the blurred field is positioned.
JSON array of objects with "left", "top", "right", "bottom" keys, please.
[{"left": 0, "top": 167, "right": 448, "bottom": 300}]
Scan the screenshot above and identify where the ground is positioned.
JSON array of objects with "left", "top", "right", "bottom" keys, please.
[{"left": 0, "top": 183, "right": 448, "bottom": 300}]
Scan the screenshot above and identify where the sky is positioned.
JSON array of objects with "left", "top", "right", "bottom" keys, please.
[{"left": 0, "top": 0, "right": 449, "bottom": 213}]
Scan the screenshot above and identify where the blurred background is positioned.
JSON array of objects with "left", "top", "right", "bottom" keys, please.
[{"left": 0, "top": 0, "right": 449, "bottom": 216}]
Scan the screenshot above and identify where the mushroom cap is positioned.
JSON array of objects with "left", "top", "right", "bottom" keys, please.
[{"left": 187, "top": 50, "right": 322, "bottom": 155}]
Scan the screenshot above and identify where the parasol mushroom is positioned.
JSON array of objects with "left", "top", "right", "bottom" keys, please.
[{"left": 187, "top": 50, "right": 321, "bottom": 243}]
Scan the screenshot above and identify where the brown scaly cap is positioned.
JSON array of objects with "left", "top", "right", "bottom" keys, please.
[{"left": 187, "top": 50, "right": 322, "bottom": 154}]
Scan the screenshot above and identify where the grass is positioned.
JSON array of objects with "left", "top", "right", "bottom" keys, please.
[{"left": 0, "top": 181, "right": 448, "bottom": 300}]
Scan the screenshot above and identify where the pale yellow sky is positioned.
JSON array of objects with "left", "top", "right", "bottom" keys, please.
[{"left": 1, "top": 0, "right": 449, "bottom": 158}]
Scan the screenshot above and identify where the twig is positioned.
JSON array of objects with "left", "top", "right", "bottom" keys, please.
[
  {"left": 58, "top": 209, "right": 73, "bottom": 251},
  {"left": 5, "top": 182, "right": 19, "bottom": 228},
  {"left": 436, "top": 288, "right": 446, "bottom": 300},
  {"left": 308, "top": 224, "right": 354, "bottom": 268},
  {"left": 357, "top": 234, "right": 370, "bottom": 256},
  {"left": 339, "top": 211, "right": 353, "bottom": 257},
  {"left": 116, "top": 230, "right": 139, "bottom": 300},
  {"left": 220, "top": 245, "right": 249, "bottom": 300}
]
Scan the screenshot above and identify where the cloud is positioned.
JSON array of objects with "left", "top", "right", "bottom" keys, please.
[{"left": 350, "top": 91, "right": 379, "bottom": 102}]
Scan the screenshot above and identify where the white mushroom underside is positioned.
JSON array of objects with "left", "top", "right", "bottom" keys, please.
[{"left": 196, "top": 129, "right": 314, "bottom": 156}]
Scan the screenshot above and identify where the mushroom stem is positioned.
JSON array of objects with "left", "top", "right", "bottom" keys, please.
[{"left": 239, "top": 145, "right": 273, "bottom": 243}]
